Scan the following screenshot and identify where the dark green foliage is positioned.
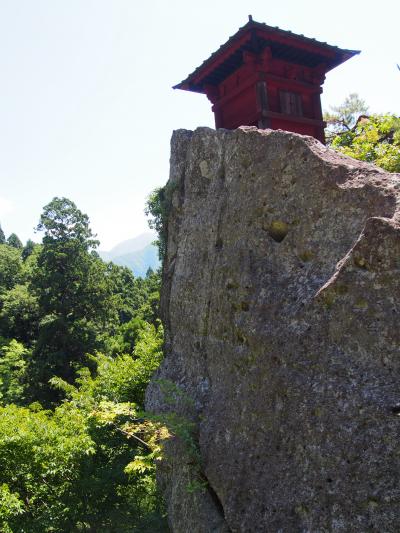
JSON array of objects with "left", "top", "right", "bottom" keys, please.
[
  {"left": 0, "top": 225, "right": 5, "bottom": 245},
  {"left": 0, "top": 198, "right": 168, "bottom": 530},
  {"left": 37, "top": 197, "right": 99, "bottom": 248},
  {"left": 0, "top": 201, "right": 162, "bottom": 402},
  {"left": 31, "top": 198, "right": 119, "bottom": 396},
  {"left": 105, "top": 262, "right": 139, "bottom": 324},
  {"left": 109, "top": 317, "right": 147, "bottom": 356},
  {"left": 6, "top": 233, "right": 23, "bottom": 250},
  {"left": 21, "top": 239, "right": 35, "bottom": 261},
  {"left": 145, "top": 183, "right": 176, "bottom": 262},
  {"left": 0, "top": 285, "right": 39, "bottom": 344},
  {"left": 133, "top": 269, "right": 161, "bottom": 326},
  {"left": 0, "top": 245, "right": 22, "bottom": 293}
]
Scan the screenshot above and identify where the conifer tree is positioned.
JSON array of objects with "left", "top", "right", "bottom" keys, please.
[{"left": 7, "top": 233, "right": 23, "bottom": 249}]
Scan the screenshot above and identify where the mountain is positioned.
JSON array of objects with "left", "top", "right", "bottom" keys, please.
[
  {"left": 110, "top": 243, "right": 159, "bottom": 277},
  {"left": 99, "top": 232, "right": 160, "bottom": 277}
]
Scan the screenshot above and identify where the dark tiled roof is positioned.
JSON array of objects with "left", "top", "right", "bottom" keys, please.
[{"left": 174, "top": 17, "right": 360, "bottom": 92}]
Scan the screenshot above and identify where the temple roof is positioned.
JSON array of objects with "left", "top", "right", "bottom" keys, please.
[{"left": 174, "top": 17, "right": 360, "bottom": 93}]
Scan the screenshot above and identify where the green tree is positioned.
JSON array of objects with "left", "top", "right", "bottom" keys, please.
[
  {"left": 0, "top": 225, "right": 5, "bottom": 245},
  {"left": 324, "top": 93, "right": 369, "bottom": 136},
  {"left": 0, "top": 285, "right": 40, "bottom": 344},
  {"left": 107, "top": 316, "right": 146, "bottom": 356},
  {"left": 0, "top": 245, "right": 22, "bottom": 293},
  {"left": 330, "top": 114, "right": 400, "bottom": 172},
  {"left": 0, "top": 339, "right": 30, "bottom": 405},
  {"left": 0, "top": 403, "right": 96, "bottom": 532},
  {"left": 145, "top": 184, "right": 176, "bottom": 262},
  {"left": 0, "top": 199, "right": 168, "bottom": 531},
  {"left": 325, "top": 95, "right": 400, "bottom": 172},
  {"left": 34, "top": 198, "right": 102, "bottom": 319},
  {"left": 37, "top": 197, "right": 99, "bottom": 247},
  {"left": 31, "top": 198, "right": 118, "bottom": 397},
  {"left": 105, "top": 262, "right": 138, "bottom": 324},
  {"left": 21, "top": 239, "right": 35, "bottom": 261},
  {"left": 6, "top": 233, "right": 23, "bottom": 250},
  {"left": 0, "top": 324, "right": 167, "bottom": 532},
  {"left": 136, "top": 271, "right": 161, "bottom": 325},
  {"left": 0, "top": 483, "right": 24, "bottom": 533}
]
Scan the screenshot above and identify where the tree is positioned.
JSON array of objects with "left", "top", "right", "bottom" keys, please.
[
  {"left": 6, "top": 233, "right": 23, "bottom": 250},
  {"left": 0, "top": 403, "right": 96, "bottom": 532},
  {"left": 0, "top": 339, "right": 30, "bottom": 405},
  {"left": 331, "top": 114, "right": 400, "bottom": 172},
  {"left": 0, "top": 326, "right": 167, "bottom": 532},
  {"left": 0, "top": 245, "right": 22, "bottom": 293},
  {"left": 325, "top": 95, "right": 400, "bottom": 173},
  {"left": 145, "top": 184, "right": 176, "bottom": 262},
  {"left": 324, "top": 93, "right": 369, "bottom": 137},
  {"left": 0, "top": 243, "right": 40, "bottom": 348},
  {"left": 0, "top": 199, "right": 168, "bottom": 530},
  {"left": 31, "top": 198, "right": 118, "bottom": 397},
  {"left": 105, "top": 262, "right": 138, "bottom": 324},
  {"left": 0, "top": 285, "right": 40, "bottom": 344},
  {"left": 21, "top": 239, "right": 35, "bottom": 261},
  {"left": 0, "top": 225, "right": 5, "bottom": 245},
  {"left": 34, "top": 198, "right": 103, "bottom": 319},
  {"left": 135, "top": 270, "right": 161, "bottom": 326},
  {"left": 37, "top": 197, "right": 98, "bottom": 248}
]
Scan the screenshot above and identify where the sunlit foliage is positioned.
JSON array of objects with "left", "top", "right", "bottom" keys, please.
[
  {"left": 0, "top": 198, "right": 168, "bottom": 531},
  {"left": 325, "top": 94, "right": 400, "bottom": 172}
]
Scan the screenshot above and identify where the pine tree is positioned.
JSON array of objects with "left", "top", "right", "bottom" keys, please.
[{"left": 7, "top": 233, "right": 23, "bottom": 249}]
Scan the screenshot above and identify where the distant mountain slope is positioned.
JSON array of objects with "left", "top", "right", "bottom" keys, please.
[
  {"left": 99, "top": 233, "right": 160, "bottom": 277},
  {"left": 108, "top": 233, "right": 156, "bottom": 257},
  {"left": 111, "top": 244, "right": 159, "bottom": 277}
]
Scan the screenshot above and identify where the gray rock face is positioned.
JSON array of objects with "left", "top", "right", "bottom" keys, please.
[{"left": 146, "top": 127, "right": 400, "bottom": 532}]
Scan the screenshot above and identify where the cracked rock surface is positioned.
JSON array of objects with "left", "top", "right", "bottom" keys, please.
[{"left": 146, "top": 127, "right": 400, "bottom": 532}]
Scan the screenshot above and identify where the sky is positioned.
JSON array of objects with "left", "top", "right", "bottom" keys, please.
[{"left": 0, "top": 0, "right": 399, "bottom": 250}]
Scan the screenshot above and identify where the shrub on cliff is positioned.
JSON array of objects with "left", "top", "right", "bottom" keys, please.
[{"left": 325, "top": 94, "right": 400, "bottom": 172}]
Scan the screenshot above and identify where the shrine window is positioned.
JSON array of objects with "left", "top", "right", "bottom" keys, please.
[{"left": 279, "top": 91, "right": 303, "bottom": 116}]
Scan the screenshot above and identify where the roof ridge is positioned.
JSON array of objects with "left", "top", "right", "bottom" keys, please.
[{"left": 174, "top": 18, "right": 360, "bottom": 91}]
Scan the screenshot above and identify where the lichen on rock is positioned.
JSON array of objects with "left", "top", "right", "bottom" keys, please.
[{"left": 146, "top": 127, "right": 400, "bottom": 532}]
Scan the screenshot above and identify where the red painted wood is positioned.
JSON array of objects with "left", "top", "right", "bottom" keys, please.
[{"left": 175, "top": 19, "right": 359, "bottom": 144}]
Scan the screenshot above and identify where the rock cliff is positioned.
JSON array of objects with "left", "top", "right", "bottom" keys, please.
[{"left": 146, "top": 127, "right": 400, "bottom": 532}]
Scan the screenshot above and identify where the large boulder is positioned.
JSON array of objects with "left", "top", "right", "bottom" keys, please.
[{"left": 146, "top": 127, "right": 400, "bottom": 532}]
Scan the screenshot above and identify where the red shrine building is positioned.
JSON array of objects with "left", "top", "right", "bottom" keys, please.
[{"left": 174, "top": 17, "right": 359, "bottom": 143}]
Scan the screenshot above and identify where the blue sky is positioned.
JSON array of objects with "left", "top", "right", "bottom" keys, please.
[{"left": 0, "top": 0, "right": 399, "bottom": 249}]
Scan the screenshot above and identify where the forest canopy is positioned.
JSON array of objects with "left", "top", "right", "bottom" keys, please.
[{"left": 0, "top": 198, "right": 168, "bottom": 532}]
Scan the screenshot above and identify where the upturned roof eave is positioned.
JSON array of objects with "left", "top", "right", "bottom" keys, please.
[{"left": 173, "top": 18, "right": 360, "bottom": 92}]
